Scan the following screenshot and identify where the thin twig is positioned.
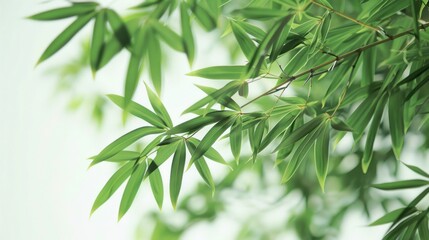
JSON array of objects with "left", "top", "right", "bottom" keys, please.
[{"left": 241, "top": 23, "right": 429, "bottom": 108}]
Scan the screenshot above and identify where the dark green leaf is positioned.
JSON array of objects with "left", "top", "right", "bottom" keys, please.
[
  {"left": 149, "top": 162, "right": 164, "bottom": 209},
  {"left": 118, "top": 161, "right": 146, "bottom": 220},
  {"left": 187, "top": 66, "right": 246, "bottom": 80},
  {"left": 180, "top": 3, "right": 195, "bottom": 65},
  {"left": 402, "top": 163, "right": 429, "bottom": 178},
  {"left": 152, "top": 21, "right": 184, "bottom": 52},
  {"left": 231, "top": 21, "right": 256, "bottom": 60},
  {"left": 145, "top": 84, "right": 173, "bottom": 128},
  {"left": 28, "top": 3, "right": 98, "bottom": 21},
  {"left": 170, "top": 140, "right": 186, "bottom": 208},
  {"left": 372, "top": 179, "right": 429, "bottom": 190},
  {"left": 188, "top": 138, "right": 228, "bottom": 166},
  {"left": 90, "top": 10, "right": 106, "bottom": 72},
  {"left": 230, "top": 116, "right": 242, "bottom": 164},
  {"left": 330, "top": 117, "right": 354, "bottom": 132},
  {"left": 389, "top": 90, "right": 405, "bottom": 160},
  {"left": 314, "top": 122, "right": 330, "bottom": 191},
  {"left": 106, "top": 9, "right": 131, "bottom": 47},
  {"left": 190, "top": 4, "right": 216, "bottom": 31},
  {"left": 370, "top": 208, "right": 409, "bottom": 226}
]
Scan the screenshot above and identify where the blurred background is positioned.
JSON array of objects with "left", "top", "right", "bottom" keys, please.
[{"left": 2, "top": 0, "right": 420, "bottom": 239}]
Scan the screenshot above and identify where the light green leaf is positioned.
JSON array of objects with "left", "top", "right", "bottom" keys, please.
[
  {"left": 90, "top": 10, "right": 106, "bottom": 72},
  {"left": 402, "top": 163, "right": 429, "bottom": 178},
  {"left": 147, "top": 32, "right": 162, "bottom": 94},
  {"left": 362, "top": 94, "right": 387, "bottom": 173},
  {"left": 234, "top": 7, "right": 288, "bottom": 19},
  {"left": 190, "top": 3, "right": 216, "bottom": 31},
  {"left": 170, "top": 140, "right": 186, "bottom": 208},
  {"left": 107, "top": 94, "right": 166, "bottom": 128},
  {"left": 369, "top": 208, "right": 408, "bottom": 226},
  {"left": 233, "top": 20, "right": 266, "bottom": 41},
  {"left": 238, "top": 81, "right": 249, "bottom": 98},
  {"left": 230, "top": 116, "right": 242, "bottom": 164},
  {"left": 260, "top": 113, "right": 297, "bottom": 151},
  {"left": 94, "top": 127, "right": 164, "bottom": 162},
  {"left": 28, "top": 3, "right": 98, "bottom": 21},
  {"left": 389, "top": 90, "right": 405, "bottom": 160},
  {"left": 145, "top": 84, "right": 173, "bottom": 128},
  {"left": 148, "top": 162, "right": 164, "bottom": 209},
  {"left": 152, "top": 21, "right": 184, "bottom": 52},
  {"left": 106, "top": 9, "right": 131, "bottom": 47},
  {"left": 118, "top": 161, "right": 146, "bottom": 220},
  {"left": 372, "top": 179, "right": 429, "bottom": 190},
  {"left": 146, "top": 143, "right": 179, "bottom": 178},
  {"left": 314, "top": 122, "right": 330, "bottom": 191},
  {"left": 167, "top": 111, "right": 234, "bottom": 135},
  {"left": 187, "top": 66, "right": 246, "bottom": 80},
  {"left": 195, "top": 85, "right": 241, "bottom": 111},
  {"left": 231, "top": 21, "right": 256, "bottom": 60},
  {"left": 362, "top": 38, "right": 376, "bottom": 86},
  {"left": 91, "top": 162, "right": 134, "bottom": 215},
  {"left": 90, "top": 150, "right": 140, "bottom": 167},
  {"left": 194, "top": 158, "right": 215, "bottom": 193},
  {"left": 37, "top": 12, "right": 95, "bottom": 64},
  {"left": 180, "top": 3, "right": 195, "bottom": 65},
  {"left": 188, "top": 138, "right": 228, "bottom": 166}
]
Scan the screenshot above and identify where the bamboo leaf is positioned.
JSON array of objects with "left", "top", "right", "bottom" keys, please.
[
  {"left": 37, "top": 12, "right": 95, "bottom": 64},
  {"left": 152, "top": 21, "right": 184, "bottom": 52},
  {"left": 145, "top": 84, "right": 173, "bottom": 128},
  {"left": 402, "top": 163, "right": 429, "bottom": 178},
  {"left": 107, "top": 94, "right": 167, "bottom": 128},
  {"left": 97, "top": 35, "right": 123, "bottom": 70},
  {"left": 28, "top": 3, "right": 98, "bottom": 21},
  {"left": 188, "top": 138, "right": 228, "bottom": 166},
  {"left": 260, "top": 113, "right": 297, "bottom": 151},
  {"left": 314, "top": 122, "right": 330, "bottom": 191},
  {"left": 90, "top": 150, "right": 140, "bottom": 167},
  {"left": 93, "top": 127, "right": 164, "bottom": 162},
  {"left": 187, "top": 66, "right": 246, "bottom": 80},
  {"left": 231, "top": 21, "right": 256, "bottom": 60},
  {"left": 106, "top": 9, "right": 131, "bottom": 47},
  {"left": 190, "top": 4, "right": 216, "bottom": 31},
  {"left": 330, "top": 117, "right": 354, "bottom": 132},
  {"left": 147, "top": 32, "right": 162, "bottom": 94},
  {"left": 370, "top": 208, "right": 409, "bottom": 226},
  {"left": 170, "top": 140, "right": 186, "bottom": 208},
  {"left": 194, "top": 158, "right": 215, "bottom": 193},
  {"left": 148, "top": 162, "right": 164, "bottom": 209},
  {"left": 234, "top": 7, "right": 288, "bottom": 19},
  {"left": 195, "top": 85, "right": 241, "bottom": 111},
  {"left": 118, "top": 161, "right": 146, "bottom": 220},
  {"left": 146, "top": 143, "right": 179, "bottom": 178},
  {"left": 91, "top": 162, "right": 134, "bottom": 215},
  {"left": 230, "top": 116, "right": 242, "bottom": 164},
  {"left": 418, "top": 217, "right": 429, "bottom": 239},
  {"left": 362, "top": 94, "right": 387, "bottom": 173},
  {"left": 233, "top": 21, "right": 266, "bottom": 41},
  {"left": 372, "top": 179, "right": 429, "bottom": 190},
  {"left": 90, "top": 10, "right": 106, "bottom": 72},
  {"left": 167, "top": 111, "right": 234, "bottom": 135},
  {"left": 389, "top": 91, "right": 405, "bottom": 160},
  {"left": 180, "top": 3, "right": 195, "bottom": 65}
]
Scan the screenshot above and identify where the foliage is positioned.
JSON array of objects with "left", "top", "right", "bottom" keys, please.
[{"left": 31, "top": 0, "right": 429, "bottom": 238}]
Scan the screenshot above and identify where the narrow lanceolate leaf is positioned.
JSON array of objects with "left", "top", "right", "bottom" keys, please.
[
  {"left": 37, "top": 12, "right": 95, "bottom": 64},
  {"left": 402, "top": 162, "right": 429, "bottom": 178},
  {"left": 274, "top": 115, "right": 325, "bottom": 152},
  {"left": 260, "top": 113, "right": 298, "bottom": 151},
  {"left": 28, "top": 3, "right": 98, "bottom": 21},
  {"left": 124, "top": 27, "right": 147, "bottom": 106},
  {"left": 372, "top": 179, "right": 429, "bottom": 190},
  {"left": 187, "top": 66, "right": 246, "bottom": 80},
  {"left": 190, "top": 4, "right": 216, "bottom": 31},
  {"left": 234, "top": 7, "right": 288, "bottom": 19},
  {"left": 389, "top": 91, "right": 405, "bottom": 160},
  {"left": 90, "top": 10, "right": 106, "bottom": 72},
  {"left": 362, "top": 94, "right": 387, "bottom": 173},
  {"left": 152, "top": 21, "right": 184, "bottom": 52},
  {"left": 146, "top": 143, "right": 179, "bottom": 178},
  {"left": 145, "top": 84, "right": 173, "bottom": 128},
  {"left": 231, "top": 21, "right": 256, "bottom": 60},
  {"left": 118, "top": 162, "right": 146, "bottom": 220},
  {"left": 369, "top": 208, "right": 408, "bottom": 226},
  {"left": 170, "top": 141, "right": 186, "bottom": 208},
  {"left": 107, "top": 94, "right": 166, "bottom": 128},
  {"left": 189, "top": 117, "right": 234, "bottom": 167},
  {"left": 195, "top": 85, "right": 241, "bottom": 111},
  {"left": 91, "top": 162, "right": 134, "bottom": 215},
  {"left": 106, "top": 9, "right": 131, "bottom": 47},
  {"left": 282, "top": 123, "right": 324, "bottom": 183},
  {"left": 90, "top": 150, "right": 140, "bottom": 167},
  {"left": 180, "top": 3, "right": 195, "bottom": 65},
  {"left": 238, "top": 81, "right": 249, "bottom": 98},
  {"left": 97, "top": 35, "right": 123, "bottom": 70},
  {"left": 314, "top": 122, "right": 330, "bottom": 191},
  {"left": 419, "top": 217, "right": 429, "bottom": 239},
  {"left": 194, "top": 158, "right": 215, "bottom": 193},
  {"left": 234, "top": 21, "right": 266, "bottom": 42},
  {"left": 188, "top": 138, "right": 228, "bottom": 166},
  {"left": 362, "top": 38, "right": 376, "bottom": 86},
  {"left": 230, "top": 116, "right": 242, "bottom": 164},
  {"left": 167, "top": 111, "right": 234, "bottom": 135},
  {"left": 94, "top": 127, "right": 164, "bottom": 162},
  {"left": 147, "top": 32, "right": 162, "bottom": 94},
  {"left": 410, "top": 0, "right": 422, "bottom": 41},
  {"left": 148, "top": 163, "right": 164, "bottom": 209}
]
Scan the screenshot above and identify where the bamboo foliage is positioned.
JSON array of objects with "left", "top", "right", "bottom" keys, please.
[{"left": 31, "top": 0, "right": 429, "bottom": 236}]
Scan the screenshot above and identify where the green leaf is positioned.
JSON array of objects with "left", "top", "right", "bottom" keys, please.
[
  {"left": 90, "top": 150, "right": 140, "bottom": 167},
  {"left": 97, "top": 35, "right": 123, "bottom": 70},
  {"left": 370, "top": 208, "right": 408, "bottom": 226},
  {"left": 282, "top": 122, "right": 324, "bottom": 183},
  {"left": 388, "top": 91, "right": 405, "bottom": 160},
  {"left": 152, "top": 21, "right": 184, "bottom": 52},
  {"left": 146, "top": 143, "right": 179, "bottom": 178},
  {"left": 107, "top": 94, "right": 166, "bottom": 128},
  {"left": 37, "top": 12, "right": 95, "bottom": 64},
  {"left": 362, "top": 38, "right": 376, "bottom": 86},
  {"left": 330, "top": 117, "right": 354, "bottom": 132},
  {"left": 91, "top": 162, "right": 134, "bottom": 215},
  {"left": 186, "top": 141, "right": 215, "bottom": 192},
  {"left": 274, "top": 115, "right": 326, "bottom": 152},
  {"left": 234, "top": 7, "right": 288, "bottom": 19},
  {"left": 189, "top": 117, "right": 234, "bottom": 167},
  {"left": 124, "top": 27, "right": 147, "bottom": 106},
  {"left": 148, "top": 162, "right": 164, "bottom": 209},
  {"left": 118, "top": 161, "right": 146, "bottom": 220},
  {"left": 314, "top": 122, "right": 330, "bottom": 191},
  {"left": 190, "top": 3, "right": 216, "bottom": 31},
  {"left": 231, "top": 21, "right": 256, "bottom": 60},
  {"left": 167, "top": 111, "right": 234, "bottom": 135},
  {"left": 260, "top": 113, "right": 298, "bottom": 151},
  {"left": 147, "top": 32, "right": 162, "bottom": 94},
  {"left": 93, "top": 127, "right": 164, "bottom": 162},
  {"left": 395, "top": 62, "right": 429, "bottom": 87},
  {"left": 145, "top": 84, "right": 173, "bottom": 128},
  {"left": 362, "top": 94, "right": 387, "bottom": 173},
  {"left": 90, "top": 10, "right": 106, "bottom": 72},
  {"left": 402, "top": 163, "right": 429, "bottom": 178},
  {"left": 180, "top": 3, "right": 195, "bottom": 65},
  {"left": 418, "top": 217, "right": 429, "bottom": 239},
  {"left": 28, "top": 3, "right": 98, "bottom": 21},
  {"left": 106, "top": 9, "right": 131, "bottom": 47},
  {"left": 170, "top": 140, "right": 186, "bottom": 208},
  {"left": 195, "top": 84, "right": 241, "bottom": 111},
  {"left": 238, "top": 81, "right": 249, "bottom": 98},
  {"left": 233, "top": 21, "right": 266, "bottom": 42},
  {"left": 187, "top": 66, "right": 246, "bottom": 80},
  {"left": 188, "top": 138, "right": 228, "bottom": 166},
  {"left": 230, "top": 116, "right": 242, "bottom": 164},
  {"left": 372, "top": 179, "right": 429, "bottom": 190}
]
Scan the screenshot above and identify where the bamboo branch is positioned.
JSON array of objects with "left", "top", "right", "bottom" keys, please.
[{"left": 241, "top": 23, "right": 429, "bottom": 108}]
